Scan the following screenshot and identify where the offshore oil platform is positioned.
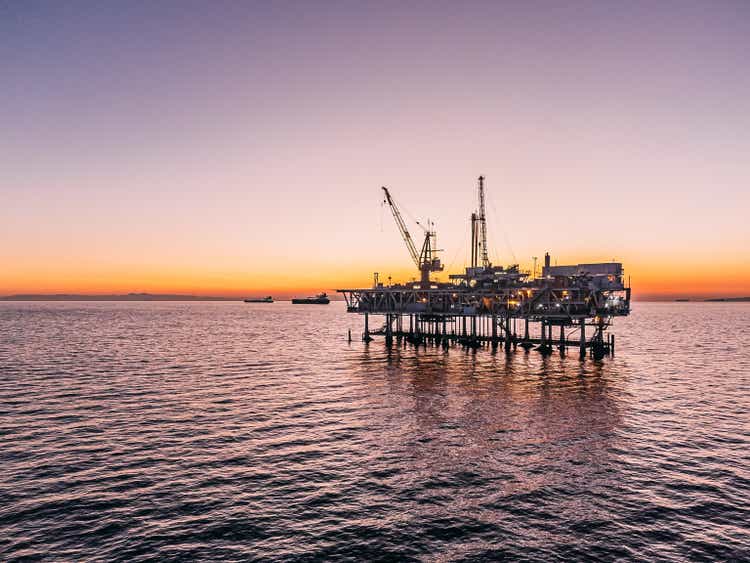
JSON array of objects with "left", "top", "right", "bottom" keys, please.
[{"left": 337, "top": 177, "right": 631, "bottom": 360}]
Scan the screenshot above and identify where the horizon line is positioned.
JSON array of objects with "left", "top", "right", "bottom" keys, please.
[{"left": 2, "top": 292, "right": 749, "bottom": 303}]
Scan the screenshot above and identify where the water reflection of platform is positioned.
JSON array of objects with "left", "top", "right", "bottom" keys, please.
[{"left": 353, "top": 346, "right": 624, "bottom": 509}]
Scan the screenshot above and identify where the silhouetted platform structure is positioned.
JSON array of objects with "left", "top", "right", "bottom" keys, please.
[
  {"left": 338, "top": 257, "right": 630, "bottom": 360},
  {"left": 338, "top": 177, "right": 631, "bottom": 360}
]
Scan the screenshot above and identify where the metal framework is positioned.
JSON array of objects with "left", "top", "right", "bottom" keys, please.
[
  {"left": 343, "top": 176, "right": 631, "bottom": 360},
  {"left": 338, "top": 280, "right": 630, "bottom": 360},
  {"left": 477, "top": 175, "right": 490, "bottom": 268}
]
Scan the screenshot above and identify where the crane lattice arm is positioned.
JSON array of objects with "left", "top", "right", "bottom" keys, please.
[{"left": 382, "top": 186, "right": 420, "bottom": 268}]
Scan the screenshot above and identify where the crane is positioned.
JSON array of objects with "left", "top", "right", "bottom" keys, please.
[{"left": 381, "top": 186, "right": 443, "bottom": 285}]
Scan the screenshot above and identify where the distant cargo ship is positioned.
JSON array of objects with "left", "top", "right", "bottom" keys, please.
[
  {"left": 292, "top": 292, "right": 330, "bottom": 305},
  {"left": 244, "top": 296, "right": 273, "bottom": 303}
]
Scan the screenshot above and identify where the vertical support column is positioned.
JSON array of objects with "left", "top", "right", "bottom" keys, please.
[
  {"left": 385, "top": 314, "right": 393, "bottom": 346},
  {"left": 491, "top": 314, "right": 498, "bottom": 348},
  {"left": 591, "top": 317, "right": 606, "bottom": 360},
  {"left": 611, "top": 334, "right": 615, "bottom": 356},
  {"left": 559, "top": 324, "right": 565, "bottom": 354},
  {"left": 504, "top": 311, "right": 511, "bottom": 353},
  {"left": 539, "top": 320, "right": 551, "bottom": 356},
  {"left": 579, "top": 318, "right": 586, "bottom": 359},
  {"left": 364, "top": 312, "right": 371, "bottom": 342}
]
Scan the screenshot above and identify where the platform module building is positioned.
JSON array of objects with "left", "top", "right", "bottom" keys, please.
[{"left": 337, "top": 177, "right": 631, "bottom": 360}]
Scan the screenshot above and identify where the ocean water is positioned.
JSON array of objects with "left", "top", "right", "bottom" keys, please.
[{"left": 0, "top": 301, "right": 748, "bottom": 561}]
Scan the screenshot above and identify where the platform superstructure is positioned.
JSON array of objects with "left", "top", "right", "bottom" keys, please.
[{"left": 338, "top": 177, "right": 630, "bottom": 360}]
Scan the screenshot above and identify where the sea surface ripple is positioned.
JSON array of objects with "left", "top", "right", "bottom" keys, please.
[{"left": 1, "top": 301, "right": 749, "bottom": 561}]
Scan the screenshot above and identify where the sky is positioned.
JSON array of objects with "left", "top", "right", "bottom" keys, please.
[{"left": 1, "top": 1, "right": 748, "bottom": 300}]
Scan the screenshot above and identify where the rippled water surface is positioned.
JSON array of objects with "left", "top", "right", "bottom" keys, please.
[{"left": 1, "top": 301, "right": 749, "bottom": 561}]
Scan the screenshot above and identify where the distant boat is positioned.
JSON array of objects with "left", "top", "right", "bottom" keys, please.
[
  {"left": 292, "top": 292, "right": 330, "bottom": 305},
  {"left": 244, "top": 296, "right": 273, "bottom": 303}
]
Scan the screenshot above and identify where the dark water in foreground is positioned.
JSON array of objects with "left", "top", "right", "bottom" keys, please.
[{"left": 1, "top": 301, "right": 749, "bottom": 561}]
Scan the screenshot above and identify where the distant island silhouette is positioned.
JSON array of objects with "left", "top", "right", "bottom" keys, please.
[
  {"left": 0, "top": 293, "right": 239, "bottom": 301},
  {"left": 676, "top": 297, "right": 750, "bottom": 302}
]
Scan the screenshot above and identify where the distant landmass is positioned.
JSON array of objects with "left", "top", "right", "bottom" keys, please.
[
  {"left": 675, "top": 297, "right": 750, "bottom": 302},
  {"left": 0, "top": 293, "right": 239, "bottom": 301}
]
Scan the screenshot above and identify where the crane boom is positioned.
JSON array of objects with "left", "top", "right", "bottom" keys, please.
[
  {"left": 382, "top": 186, "right": 443, "bottom": 284},
  {"left": 478, "top": 175, "right": 490, "bottom": 268},
  {"left": 382, "top": 187, "right": 420, "bottom": 268}
]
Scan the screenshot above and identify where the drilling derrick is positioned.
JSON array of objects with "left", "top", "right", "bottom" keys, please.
[
  {"left": 382, "top": 186, "right": 443, "bottom": 285},
  {"left": 478, "top": 175, "right": 490, "bottom": 268}
]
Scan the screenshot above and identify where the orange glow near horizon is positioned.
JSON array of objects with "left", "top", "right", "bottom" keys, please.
[{"left": 3, "top": 257, "right": 748, "bottom": 300}]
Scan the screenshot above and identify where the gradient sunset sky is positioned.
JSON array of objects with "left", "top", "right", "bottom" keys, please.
[{"left": 2, "top": 1, "right": 748, "bottom": 299}]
